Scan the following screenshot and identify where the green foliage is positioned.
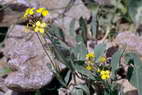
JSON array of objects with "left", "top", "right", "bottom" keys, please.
[
  {"left": 71, "top": 84, "right": 90, "bottom": 95},
  {"left": 111, "top": 49, "right": 124, "bottom": 79},
  {"left": 64, "top": 70, "right": 72, "bottom": 85},
  {"left": 31, "top": 0, "right": 142, "bottom": 94},
  {"left": 94, "top": 43, "right": 106, "bottom": 60},
  {"left": 91, "top": 11, "right": 97, "bottom": 39},
  {"left": 128, "top": 0, "right": 142, "bottom": 23},
  {"left": 72, "top": 35, "right": 88, "bottom": 60},
  {"left": 79, "top": 17, "right": 88, "bottom": 44},
  {"left": 71, "top": 88, "right": 84, "bottom": 95},
  {"left": 125, "top": 53, "right": 142, "bottom": 95},
  {"left": 74, "top": 61, "right": 96, "bottom": 80}
]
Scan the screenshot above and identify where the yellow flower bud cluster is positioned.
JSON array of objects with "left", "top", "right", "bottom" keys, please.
[
  {"left": 84, "top": 52, "right": 111, "bottom": 80},
  {"left": 34, "top": 21, "right": 47, "bottom": 33},
  {"left": 23, "top": 8, "right": 49, "bottom": 18},
  {"left": 23, "top": 8, "right": 49, "bottom": 33},
  {"left": 85, "top": 52, "right": 95, "bottom": 70}
]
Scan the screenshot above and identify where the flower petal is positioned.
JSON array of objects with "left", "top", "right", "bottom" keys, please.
[
  {"left": 41, "top": 22, "right": 47, "bottom": 27},
  {"left": 42, "top": 10, "right": 49, "bottom": 16},
  {"left": 36, "top": 21, "right": 41, "bottom": 26},
  {"left": 100, "top": 71, "right": 105, "bottom": 75},
  {"left": 39, "top": 28, "right": 44, "bottom": 33},
  {"left": 36, "top": 8, "right": 45, "bottom": 13},
  {"left": 86, "top": 65, "right": 94, "bottom": 71},
  {"left": 101, "top": 75, "right": 107, "bottom": 80},
  {"left": 34, "top": 27, "right": 39, "bottom": 32}
]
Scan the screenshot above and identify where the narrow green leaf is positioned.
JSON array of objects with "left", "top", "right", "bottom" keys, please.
[
  {"left": 111, "top": 49, "right": 123, "bottom": 78},
  {"left": 54, "top": 72, "right": 67, "bottom": 87},
  {"left": 91, "top": 11, "right": 97, "bottom": 39},
  {"left": 72, "top": 35, "right": 88, "bottom": 60},
  {"left": 47, "top": 33, "right": 73, "bottom": 70},
  {"left": 79, "top": 17, "right": 88, "bottom": 44},
  {"left": 64, "top": 70, "right": 72, "bottom": 85}
]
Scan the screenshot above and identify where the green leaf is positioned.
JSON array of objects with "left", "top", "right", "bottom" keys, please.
[
  {"left": 72, "top": 35, "right": 88, "bottom": 60},
  {"left": 64, "top": 70, "right": 72, "bottom": 85},
  {"left": 48, "top": 24, "right": 65, "bottom": 40},
  {"left": 79, "top": 17, "right": 88, "bottom": 44},
  {"left": 47, "top": 32, "right": 74, "bottom": 70},
  {"left": 91, "top": 11, "right": 97, "bottom": 39},
  {"left": 128, "top": 0, "right": 142, "bottom": 22},
  {"left": 127, "top": 53, "right": 142, "bottom": 95},
  {"left": 94, "top": 43, "right": 106, "bottom": 59},
  {"left": 124, "top": 53, "right": 135, "bottom": 80},
  {"left": 54, "top": 71, "right": 67, "bottom": 87},
  {"left": 111, "top": 49, "right": 124, "bottom": 78},
  {"left": 71, "top": 88, "right": 84, "bottom": 95},
  {"left": 75, "top": 84, "right": 90, "bottom": 95}
]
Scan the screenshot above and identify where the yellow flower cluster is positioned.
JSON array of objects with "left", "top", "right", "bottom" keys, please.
[
  {"left": 36, "top": 8, "right": 49, "bottom": 16},
  {"left": 100, "top": 70, "right": 110, "bottom": 80},
  {"left": 34, "top": 21, "right": 47, "bottom": 33},
  {"left": 85, "top": 52, "right": 95, "bottom": 70},
  {"left": 23, "top": 8, "right": 49, "bottom": 18},
  {"left": 24, "top": 8, "right": 35, "bottom": 18},
  {"left": 23, "top": 8, "right": 49, "bottom": 33}
]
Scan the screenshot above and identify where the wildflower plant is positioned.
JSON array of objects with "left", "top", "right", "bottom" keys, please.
[
  {"left": 43, "top": 15, "right": 142, "bottom": 95},
  {"left": 20, "top": 1, "right": 142, "bottom": 95}
]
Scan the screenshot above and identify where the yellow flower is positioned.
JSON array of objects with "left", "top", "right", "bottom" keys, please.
[
  {"left": 36, "top": 8, "right": 49, "bottom": 16},
  {"left": 41, "top": 10, "right": 49, "bottom": 16},
  {"left": 36, "top": 8, "right": 45, "bottom": 13},
  {"left": 86, "top": 65, "right": 94, "bottom": 71},
  {"left": 34, "top": 21, "right": 47, "bottom": 33},
  {"left": 100, "top": 70, "right": 110, "bottom": 80},
  {"left": 86, "top": 52, "right": 95, "bottom": 60},
  {"left": 101, "top": 74, "right": 110, "bottom": 80},
  {"left": 34, "top": 27, "right": 44, "bottom": 33},
  {"left": 24, "top": 8, "right": 35, "bottom": 18},
  {"left": 36, "top": 21, "right": 47, "bottom": 28},
  {"left": 98, "top": 56, "right": 107, "bottom": 63}
]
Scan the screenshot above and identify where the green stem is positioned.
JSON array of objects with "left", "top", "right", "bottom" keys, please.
[{"left": 35, "top": 32, "right": 57, "bottom": 70}]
